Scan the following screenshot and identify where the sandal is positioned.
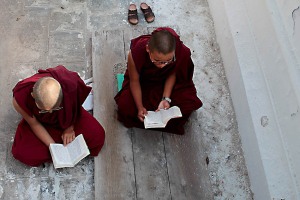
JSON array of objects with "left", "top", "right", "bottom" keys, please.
[
  {"left": 140, "top": 3, "right": 155, "bottom": 23},
  {"left": 128, "top": 4, "right": 138, "bottom": 25}
]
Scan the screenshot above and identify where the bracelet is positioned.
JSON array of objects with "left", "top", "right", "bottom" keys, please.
[{"left": 162, "top": 97, "right": 171, "bottom": 103}]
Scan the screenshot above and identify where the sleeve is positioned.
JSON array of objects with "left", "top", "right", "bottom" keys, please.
[
  {"left": 175, "top": 44, "right": 195, "bottom": 83},
  {"left": 12, "top": 73, "right": 47, "bottom": 117},
  {"left": 13, "top": 81, "right": 34, "bottom": 117},
  {"left": 130, "top": 36, "right": 150, "bottom": 74}
]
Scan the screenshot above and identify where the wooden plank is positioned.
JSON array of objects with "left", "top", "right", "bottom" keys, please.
[
  {"left": 146, "top": 25, "right": 213, "bottom": 199},
  {"left": 93, "top": 30, "right": 136, "bottom": 200},
  {"left": 163, "top": 114, "right": 214, "bottom": 199},
  {"left": 132, "top": 128, "right": 171, "bottom": 200},
  {"left": 123, "top": 28, "right": 172, "bottom": 199}
]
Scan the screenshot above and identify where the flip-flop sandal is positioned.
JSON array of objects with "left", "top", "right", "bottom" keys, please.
[
  {"left": 128, "top": 4, "right": 138, "bottom": 25},
  {"left": 140, "top": 3, "right": 155, "bottom": 23}
]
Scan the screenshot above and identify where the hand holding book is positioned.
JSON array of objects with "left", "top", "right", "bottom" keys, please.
[
  {"left": 49, "top": 134, "right": 90, "bottom": 169},
  {"left": 144, "top": 106, "right": 182, "bottom": 129}
]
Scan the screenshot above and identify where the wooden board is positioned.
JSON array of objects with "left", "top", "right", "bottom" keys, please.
[
  {"left": 132, "top": 128, "right": 171, "bottom": 200},
  {"left": 93, "top": 30, "right": 135, "bottom": 200},
  {"left": 163, "top": 115, "right": 213, "bottom": 199},
  {"left": 122, "top": 28, "right": 172, "bottom": 199}
]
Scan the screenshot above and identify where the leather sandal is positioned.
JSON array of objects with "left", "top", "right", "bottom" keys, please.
[
  {"left": 128, "top": 4, "right": 138, "bottom": 25},
  {"left": 140, "top": 3, "right": 155, "bottom": 23}
]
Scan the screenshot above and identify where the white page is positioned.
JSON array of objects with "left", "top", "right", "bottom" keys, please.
[
  {"left": 50, "top": 144, "right": 72, "bottom": 165},
  {"left": 67, "top": 136, "right": 85, "bottom": 163},
  {"left": 50, "top": 134, "right": 90, "bottom": 168},
  {"left": 145, "top": 111, "right": 163, "bottom": 123},
  {"left": 161, "top": 106, "right": 182, "bottom": 123},
  {"left": 144, "top": 106, "right": 182, "bottom": 128}
]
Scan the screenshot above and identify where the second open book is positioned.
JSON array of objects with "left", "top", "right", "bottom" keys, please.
[
  {"left": 144, "top": 106, "right": 182, "bottom": 129},
  {"left": 49, "top": 134, "right": 90, "bottom": 169}
]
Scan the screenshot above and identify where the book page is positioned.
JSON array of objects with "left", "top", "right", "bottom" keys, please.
[
  {"left": 145, "top": 111, "right": 163, "bottom": 124},
  {"left": 144, "top": 106, "right": 182, "bottom": 128},
  {"left": 49, "top": 134, "right": 90, "bottom": 169},
  {"left": 49, "top": 144, "right": 72, "bottom": 168},
  {"left": 160, "top": 106, "right": 182, "bottom": 123},
  {"left": 66, "top": 134, "right": 90, "bottom": 165}
]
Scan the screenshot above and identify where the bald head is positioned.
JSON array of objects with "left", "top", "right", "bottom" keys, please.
[
  {"left": 32, "top": 77, "right": 63, "bottom": 110},
  {"left": 148, "top": 30, "right": 176, "bottom": 54}
]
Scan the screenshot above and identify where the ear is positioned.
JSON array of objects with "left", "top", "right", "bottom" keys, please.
[
  {"left": 31, "top": 92, "right": 34, "bottom": 98},
  {"left": 146, "top": 44, "right": 150, "bottom": 53}
]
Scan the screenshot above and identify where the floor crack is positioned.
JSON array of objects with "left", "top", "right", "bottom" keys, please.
[
  {"left": 292, "top": 6, "right": 300, "bottom": 35},
  {"left": 162, "top": 133, "right": 173, "bottom": 200}
]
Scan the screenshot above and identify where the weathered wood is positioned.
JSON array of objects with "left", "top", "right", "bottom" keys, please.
[
  {"left": 93, "top": 30, "right": 136, "bottom": 200},
  {"left": 123, "top": 28, "right": 172, "bottom": 199},
  {"left": 163, "top": 113, "right": 214, "bottom": 199},
  {"left": 132, "top": 128, "right": 171, "bottom": 200}
]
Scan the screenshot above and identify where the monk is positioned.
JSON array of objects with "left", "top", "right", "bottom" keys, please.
[
  {"left": 12, "top": 65, "right": 105, "bottom": 167},
  {"left": 114, "top": 27, "right": 202, "bottom": 135}
]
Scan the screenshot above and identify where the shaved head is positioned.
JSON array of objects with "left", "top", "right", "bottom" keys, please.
[
  {"left": 148, "top": 30, "right": 176, "bottom": 54},
  {"left": 32, "top": 77, "right": 63, "bottom": 110}
]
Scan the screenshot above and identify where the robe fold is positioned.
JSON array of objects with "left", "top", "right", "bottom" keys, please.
[
  {"left": 12, "top": 65, "right": 105, "bottom": 167},
  {"left": 114, "top": 27, "right": 202, "bottom": 134}
]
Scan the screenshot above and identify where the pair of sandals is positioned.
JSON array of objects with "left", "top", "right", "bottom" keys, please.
[{"left": 128, "top": 3, "right": 155, "bottom": 25}]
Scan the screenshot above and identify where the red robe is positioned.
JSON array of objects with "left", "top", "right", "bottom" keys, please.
[
  {"left": 12, "top": 65, "right": 105, "bottom": 166},
  {"left": 114, "top": 27, "right": 202, "bottom": 134}
]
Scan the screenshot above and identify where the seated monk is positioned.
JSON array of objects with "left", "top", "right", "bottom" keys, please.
[
  {"left": 114, "top": 27, "right": 203, "bottom": 135},
  {"left": 12, "top": 65, "right": 105, "bottom": 167}
]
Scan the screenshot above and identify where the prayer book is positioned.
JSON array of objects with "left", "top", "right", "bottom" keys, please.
[
  {"left": 144, "top": 106, "right": 182, "bottom": 129},
  {"left": 49, "top": 134, "right": 90, "bottom": 169}
]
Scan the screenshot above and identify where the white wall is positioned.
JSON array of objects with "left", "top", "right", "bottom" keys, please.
[{"left": 208, "top": 0, "right": 300, "bottom": 199}]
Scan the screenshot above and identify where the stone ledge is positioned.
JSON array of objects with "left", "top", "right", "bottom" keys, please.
[{"left": 208, "top": 0, "right": 300, "bottom": 199}]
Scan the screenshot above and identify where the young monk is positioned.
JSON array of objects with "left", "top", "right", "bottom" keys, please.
[
  {"left": 12, "top": 65, "right": 105, "bottom": 167},
  {"left": 114, "top": 27, "right": 202, "bottom": 135}
]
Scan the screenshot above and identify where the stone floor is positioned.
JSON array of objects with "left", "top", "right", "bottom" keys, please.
[{"left": 0, "top": 0, "right": 253, "bottom": 199}]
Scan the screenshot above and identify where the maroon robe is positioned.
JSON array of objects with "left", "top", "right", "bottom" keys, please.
[
  {"left": 114, "top": 27, "right": 202, "bottom": 134},
  {"left": 12, "top": 65, "right": 105, "bottom": 167}
]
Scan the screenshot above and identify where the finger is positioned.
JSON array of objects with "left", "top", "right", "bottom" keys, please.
[{"left": 138, "top": 116, "right": 144, "bottom": 122}]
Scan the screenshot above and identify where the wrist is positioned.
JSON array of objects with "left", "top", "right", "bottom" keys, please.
[
  {"left": 162, "top": 97, "right": 171, "bottom": 103},
  {"left": 137, "top": 105, "right": 144, "bottom": 110},
  {"left": 66, "top": 125, "right": 74, "bottom": 131}
]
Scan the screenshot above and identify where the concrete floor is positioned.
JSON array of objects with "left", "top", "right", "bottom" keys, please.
[{"left": 0, "top": 0, "right": 253, "bottom": 199}]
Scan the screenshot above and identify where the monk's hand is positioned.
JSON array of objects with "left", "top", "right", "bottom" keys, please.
[
  {"left": 137, "top": 107, "right": 148, "bottom": 122},
  {"left": 157, "top": 100, "right": 170, "bottom": 111},
  {"left": 62, "top": 129, "right": 75, "bottom": 146}
]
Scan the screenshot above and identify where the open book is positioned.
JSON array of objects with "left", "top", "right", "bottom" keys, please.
[
  {"left": 144, "top": 106, "right": 182, "bottom": 129},
  {"left": 49, "top": 134, "right": 90, "bottom": 169}
]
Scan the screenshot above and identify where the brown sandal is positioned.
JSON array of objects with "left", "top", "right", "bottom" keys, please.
[
  {"left": 140, "top": 3, "right": 155, "bottom": 23},
  {"left": 128, "top": 4, "right": 138, "bottom": 25}
]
